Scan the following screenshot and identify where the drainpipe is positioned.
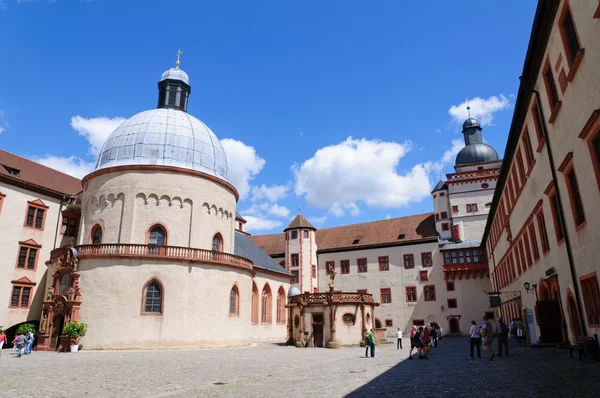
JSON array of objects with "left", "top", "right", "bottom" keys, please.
[
  {"left": 53, "top": 196, "right": 66, "bottom": 249},
  {"left": 518, "top": 77, "right": 588, "bottom": 337}
]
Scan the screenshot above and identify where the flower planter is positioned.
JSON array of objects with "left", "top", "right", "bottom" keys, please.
[{"left": 70, "top": 344, "right": 79, "bottom": 353}]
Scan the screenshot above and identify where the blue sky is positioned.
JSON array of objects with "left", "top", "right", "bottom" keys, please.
[{"left": 0, "top": 0, "right": 537, "bottom": 233}]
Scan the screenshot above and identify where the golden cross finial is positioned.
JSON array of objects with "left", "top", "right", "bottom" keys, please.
[
  {"left": 466, "top": 97, "right": 471, "bottom": 118},
  {"left": 176, "top": 49, "right": 183, "bottom": 69}
]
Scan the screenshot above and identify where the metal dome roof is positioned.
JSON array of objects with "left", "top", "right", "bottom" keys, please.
[
  {"left": 160, "top": 67, "right": 189, "bottom": 85},
  {"left": 95, "top": 108, "right": 229, "bottom": 182},
  {"left": 288, "top": 287, "right": 301, "bottom": 297},
  {"left": 455, "top": 143, "right": 499, "bottom": 166},
  {"left": 462, "top": 117, "right": 480, "bottom": 131}
]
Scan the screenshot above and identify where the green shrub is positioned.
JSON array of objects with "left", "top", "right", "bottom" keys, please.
[
  {"left": 16, "top": 323, "right": 36, "bottom": 335},
  {"left": 63, "top": 321, "right": 88, "bottom": 341}
]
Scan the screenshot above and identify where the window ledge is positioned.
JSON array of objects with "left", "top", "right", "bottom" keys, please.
[
  {"left": 543, "top": 249, "right": 551, "bottom": 257},
  {"left": 575, "top": 220, "right": 588, "bottom": 232},
  {"left": 141, "top": 313, "right": 163, "bottom": 316},
  {"left": 557, "top": 238, "right": 565, "bottom": 246},
  {"left": 536, "top": 138, "right": 546, "bottom": 153},
  {"left": 567, "top": 49, "right": 585, "bottom": 82},
  {"left": 526, "top": 161, "right": 536, "bottom": 177},
  {"left": 548, "top": 101, "right": 562, "bottom": 124}
]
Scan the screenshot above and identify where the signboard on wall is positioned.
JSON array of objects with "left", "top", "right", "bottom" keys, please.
[{"left": 525, "top": 308, "right": 538, "bottom": 345}]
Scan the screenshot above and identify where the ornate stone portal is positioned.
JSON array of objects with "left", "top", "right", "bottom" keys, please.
[
  {"left": 37, "top": 247, "right": 82, "bottom": 352},
  {"left": 287, "top": 292, "right": 378, "bottom": 349}
]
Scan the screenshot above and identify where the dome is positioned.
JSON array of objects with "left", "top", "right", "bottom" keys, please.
[
  {"left": 95, "top": 108, "right": 229, "bottom": 182},
  {"left": 455, "top": 143, "right": 499, "bottom": 166},
  {"left": 288, "top": 287, "right": 301, "bottom": 297},
  {"left": 161, "top": 67, "right": 189, "bottom": 85},
  {"left": 462, "top": 117, "right": 480, "bottom": 131}
]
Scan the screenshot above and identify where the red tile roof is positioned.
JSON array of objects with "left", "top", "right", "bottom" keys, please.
[
  {"left": 0, "top": 149, "right": 82, "bottom": 197},
  {"left": 250, "top": 212, "right": 437, "bottom": 255}
]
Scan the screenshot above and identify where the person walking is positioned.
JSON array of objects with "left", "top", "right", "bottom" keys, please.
[
  {"left": 516, "top": 318, "right": 525, "bottom": 343},
  {"left": 422, "top": 325, "right": 431, "bottom": 357},
  {"left": 496, "top": 317, "right": 509, "bottom": 357},
  {"left": 469, "top": 320, "right": 481, "bottom": 359},
  {"left": 408, "top": 326, "right": 418, "bottom": 359},
  {"left": 0, "top": 329, "right": 7, "bottom": 357},
  {"left": 416, "top": 327, "right": 426, "bottom": 359},
  {"left": 368, "top": 329, "right": 376, "bottom": 358},
  {"left": 24, "top": 330, "right": 34, "bottom": 355},
  {"left": 15, "top": 333, "right": 26, "bottom": 358},
  {"left": 396, "top": 328, "right": 403, "bottom": 350},
  {"left": 510, "top": 318, "right": 517, "bottom": 340},
  {"left": 480, "top": 315, "right": 495, "bottom": 361}
]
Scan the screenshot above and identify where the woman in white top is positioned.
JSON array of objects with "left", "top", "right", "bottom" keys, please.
[{"left": 469, "top": 320, "right": 481, "bottom": 358}]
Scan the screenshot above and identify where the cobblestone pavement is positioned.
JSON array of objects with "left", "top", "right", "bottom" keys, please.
[{"left": 1, "top": 337, "right": 599, "bottom": 397}]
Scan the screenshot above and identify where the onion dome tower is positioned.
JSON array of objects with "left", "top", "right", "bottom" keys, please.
[{"left": 455, "top": 103, "right": 499, "bottom": 166}]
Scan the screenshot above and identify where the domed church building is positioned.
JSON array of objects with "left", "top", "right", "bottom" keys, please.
[{"left": 35, "top": 61, "right": 292, "bottom": 351}]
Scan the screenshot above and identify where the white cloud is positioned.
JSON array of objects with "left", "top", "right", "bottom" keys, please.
[
  {"left": 294, "top": 137, "right": 432, "bottom": 211},
  {"left": 251, "top": 183, "right": 290, "bottom": 202},
  {"left": 424, "top": 138, "right": 465, "bottom": 175},
  {"left": 308, "top": 215, "right": 327, "bottom": 225},
  {"left": 242, "top": 215, "right": 283, "bottom": 232},
  {"left": 220, "top": 138, "right": 266, "bottom": 200},
  {"left": 385, "top": 214, "right": 392, "bottom": 220},
  {"left": 0, "top": 110, "right": 7, "bottom": 134},
  {"left": 448, "top": 95, "right": 510, "bottom": 126},
  {"left": 70, "top": 116, "right": 125, "bottom": 156},
  {"left": 330, "top": 201, "right": 360, "bottom": 217},
  {"left": 268, "top": 203, "right": 290, "bottom": 218},
  {"left": 34, "top": 155, "right": 94, "bottom": 179}
]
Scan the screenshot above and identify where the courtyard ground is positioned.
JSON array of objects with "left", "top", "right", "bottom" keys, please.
[{"left": 1, "top": 337, "right": 599, "bottom": 397}]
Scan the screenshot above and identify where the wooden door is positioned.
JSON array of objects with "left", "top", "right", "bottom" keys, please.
[
  {"left": 50, "top": 315, "right": 64, "bottom": 350},
  {"left": 536, "top": 300, "right": 562, "bottom": 343},
  {"left": 449, "top": 318, "right": 460, "bottom": 333}
]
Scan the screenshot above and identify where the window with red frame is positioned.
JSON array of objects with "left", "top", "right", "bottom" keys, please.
[
  {"left": 447, "top": 298, "right": 457, "bottom": 309},
  {"left": 522, "top": 129, "right": 535, "bottom": 170},
  {"left": 17, "top": 245, "right": 38, "bottom": 270},
  {"left": 25, "top": 204, "right": 46, "bottom": 229},
  {"left": 291, "top": 254, "right": 299, "bottom": 267},
  {"left": 466, "top": 203, "right": 478, "bottom": 213},
  {"left": 440, "top": 192, "right": 445, "bottom": 197},
  {"left": 291, "top": 230, "right": 298, "bottom": 239},
  {"left": 291, "top": 271, "right": 299, "bottom": 284},
  {"left": 279, "top": 261, "right": 285, "bottom": 268},
  {"left": 378, "top": 256, "right": 389, "bottom": 271},
  {"left": 442, "top": 223, "right": 449, "bottom": 231},
  {"left": 380, "top": 288, "right": 392, "bottom": 304},
  {"left": 421, "top": 252, "right": 432, "bottom": 267},
  {"left": 385, "top": 319, "right": 393, "bottom": 327},
  {"left": 413, "top": 319, "right": 425, "bottom": 326},
  {"left": 452, "top": 205, "right": 459, "bottom": 213},
  {"left": 312, "top": 264, "right": 316, "bottom": 278},
  {"left": 536, "top": 210, "right": 551, "bottom": 254},
  {"left": 532, "top": 101, "right": 545, "bottom": 149},
  {"left": 565, "top": 166, "right": 586, "bottom": 227},
  {"left": 580, "top": 274, "right": 600, "bottom": 325},
  {"left": 516, "top": 150, "right": 527, "bottom": 184},
  {"left": 10, "top": 285, "right": 32, "bottom": 308},
  {"left": 405, "top": 287, "right": 417, "bottom": 303},
  {"left": 61, "top": 215, "right": 78, "bottom": 236},
  {"left": 548, "top": 189, "right": 565, "bottom": 242},
  {"left": 424, "top": 285, "right": 436, "bottom": 301},
  {"left": 543, "top": 59, "right": 561, "bottom": 115},
  {"left": 403, "top": 254, "right": 414, "bottom": 269},
  {"left": 419, "top": 271, "right": 428, "bottom": 282},
  {"left": 559, "top": 3, "right": 582, "bottom": 67},
  {"left": 435, "top": 213, "right": 440, "bottom": 221},
  {"left": 303, "top": 230, "right": 309, "bottom": 238},
  {"left": 528, "top": 223, "right": 540, "bottom": 261},
  {"left": 340, "top": 260, "right": 350, "bottom": 274},
  {"left": 441, "top": 211, "right": 448, "bottom": 220},
  {"left": 357, "top": 258, "right": 368, "bottom": 273},
  {"left": 325, "top": 261, "right": 334, "bottom": 275},
  {"left": 446, "top": 280, "right": 455, "bottom": 291}
]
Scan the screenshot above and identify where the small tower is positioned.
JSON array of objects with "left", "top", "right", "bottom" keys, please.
[
  {"left": 157, "top": 49, "right": 191, "bottom": 112},
  {"left": 432, "top": 180, "right": 452, "bottom": 239},
  {"left": 284, "top": 213, "right": 318, "bottom": 293}
]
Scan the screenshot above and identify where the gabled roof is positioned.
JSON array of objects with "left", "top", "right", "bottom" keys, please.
[
  {"left": 235, "top": 211, "right": 246, "bottom": 222},
  {"left": 0, "top": 149, "right": 82, "bottom": 197},
  {"left": 234, "top": 231, "right": 291, "bottom": 276},
  {"left": 250, "top": 212, "right": 438, "bottom": 256},
  {"left": 284, "top": 214, "right": 316, "bottom": 231}
]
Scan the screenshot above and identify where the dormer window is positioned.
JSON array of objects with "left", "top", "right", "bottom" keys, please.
[
  {"left": 397, "top": 234, "right": 405, "bottom": 240},
  {"left": 291, "top": 231, "right": 298, "bottom": 239},
  {"left": 2, "top": 165, "right": 20, "bottom": 177},
  {"left": 352, "top": 239, "right": 360, "bottom": 245}
]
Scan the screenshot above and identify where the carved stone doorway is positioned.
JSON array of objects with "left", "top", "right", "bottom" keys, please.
[
  {"left": 312, "top": 313, "right": 324, "bottom": 348},
  {"left": 50, "top": 315, "right": 64, "bottom": 351}
]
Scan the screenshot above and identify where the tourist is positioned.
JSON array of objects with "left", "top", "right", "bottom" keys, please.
[
  {"left": 15, "top": 333, "right": 26, "bottom": 358},
  {"left": 469, "top": 320, "right": 481, "bottom": 359},
  {"left": 516, "top": 318, "right": 525, "bottom": 343},
  {"left": 396, "top": 328, "right": 403, "bottom": 350},
  {"left": 408, "top": 326, "right": 418, "bottom": 359},
  {"left": 24, "top": 330, "right": 34, "bottom": 355},
  {"left": 422, "top": 325, "right": 431, "bottom": 357},
  {"left": 0, "top": 329, "right": 6, "bottom": 357},
  {"left": 368, "top": 329, "right": 376, "bottom": 358},
  {"left": 436, "top": 325, "right": 442, "bottom": 344},
  {"left": 496, "top": 317, "right": 509, "bottom": 357},
  {"left": 416, "top": 327, "right": 426, "bottom": 359},
  {"left": 510, "top": 318, "right": 517, "bottom": 340},
  {"left": 480, "top": 315, "right": 495, "bottom": 361},
  {"left": 430, "top": 324, "right": 438, "bottom": 348}
]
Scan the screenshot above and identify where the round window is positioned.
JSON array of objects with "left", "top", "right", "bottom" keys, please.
[
  {"left": 481, "top": 183, "right": 489, "bottom": 189},
  {"left": 342, "top": 313, "right": 355, "bottom": 326}
]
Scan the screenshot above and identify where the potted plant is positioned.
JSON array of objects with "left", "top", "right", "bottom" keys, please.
[{"left": 63, "top": 321, "right": 87, "bottom": 352}]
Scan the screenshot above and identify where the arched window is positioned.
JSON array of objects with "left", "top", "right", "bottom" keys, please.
[
  {"left": 251, "top": 282, "right": 259, "bottom": 324},
  {"left": 261, "top": 284, "right": 272, "bottom": 324},
  {"left": 91, "top": 224, "right": 103, "bottom": 244},
  {"left": 212, "top": 233, "right": 223, "bottom": 252},
  {"left": 59, "top": 274, "right": 70, "bottom": 295},
  {"left": 143, "top": 279, "right": 162, "bottom": 314},
  {"left": 229, "top": 285, "right": 239, "bottom": 316},
  {"left": 276, "top": 286, "right": 286, "bottom": 324},
  {"left": 148, "top": 225, "right": 166, "bottom": 245}
]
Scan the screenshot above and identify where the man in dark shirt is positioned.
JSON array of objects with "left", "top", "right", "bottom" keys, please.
[{"left": 15, "top": 333, "right": 27, "bottom": 358}]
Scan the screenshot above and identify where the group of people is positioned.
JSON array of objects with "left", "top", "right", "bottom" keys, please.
[
  {"left": 469, "top": 315, "right": 515, "bottom": 361},
  {"left": 510, "top": 318, "right": 526, "bottom": 343},
  {"left": 407, "top": 323, "right": 441, "bottom": 360},
  {"left": 0, "top": 331, "right": 36, "bottom": 358}
]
